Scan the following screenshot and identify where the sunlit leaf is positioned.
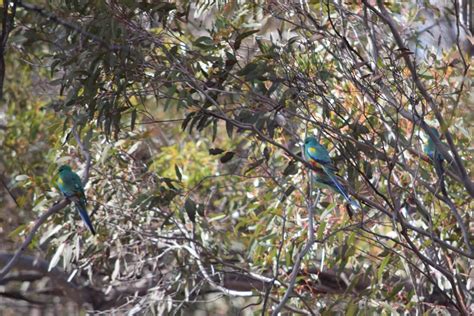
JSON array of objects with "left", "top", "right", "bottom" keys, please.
[{"left": 48, "top": 243, "right": 66, "bottom": 271}]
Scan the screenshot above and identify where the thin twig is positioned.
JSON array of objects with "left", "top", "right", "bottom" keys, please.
[
  {"left": 0, "top": 252, "right": 99, "bottom": 306},
  {"left": 271, "top": 191, "right": 319, "bottom": 315},
  {"left": 17, "top": 1, "right": 123, "bottom": 51},
  {"left": 0, "top": 174, "right": 19, "bottom": 207},
  {"left": 0, "top": 200, "right": 69, "bottom": 281},
  {"left": 0, "top": 122, "right": 93, "bottom": 281},
  {"left": 363, "top": 0, "right": 474, "bottom": 197},
  {"left": 72, "top": 123, "right": 92, "bottom": 185},
  {"left": 0, "top": 0, "right": 17, "bottom": 99}
]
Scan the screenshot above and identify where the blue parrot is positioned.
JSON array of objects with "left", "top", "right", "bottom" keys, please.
[
  {"left": 423, "top": 127, "right": 446, "bottom": 194},
  {"left": 57, "top": 165, "right": 96, "bottom": 235},
  {"left": 304, "top": 137, "right": 359, "bottom": 212}
]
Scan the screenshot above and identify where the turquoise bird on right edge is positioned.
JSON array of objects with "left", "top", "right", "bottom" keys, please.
[
  {"left": 304, "top": 137, "right": 360, "bottom": 217},
  {"left": 57, "top": 165, "right": 96, "bottom": 235},
  {"left": 423, "top": 127, "right": 446, "bottom": 194}
]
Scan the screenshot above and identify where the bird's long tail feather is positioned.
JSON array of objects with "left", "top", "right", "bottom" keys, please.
[
  {"left": 322, "top": 165, "right": 360, "bottom": 209},
  {"left": 75, "top": 203, "right": 96, "bottom": 235},
  {"left": 433, "top": 154, "right": 447, "bottom": 196}
]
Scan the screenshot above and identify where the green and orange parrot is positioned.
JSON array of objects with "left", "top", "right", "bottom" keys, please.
[
  {"left": 57, "top": 165, "right": 96, "bottom": 235},
  {"left": 304, "top": 137, "right": 360, "bottom": 212},
  {"left": 423, "top": 127, "right": 446, "bottom": 194}
]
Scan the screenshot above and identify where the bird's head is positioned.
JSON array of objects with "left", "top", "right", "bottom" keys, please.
[
  {"left": 58, "top": 165, "right": 72, "bottom": 173},
  {"left": 304, "top": 136, "right": 318, "bottom": 147}
]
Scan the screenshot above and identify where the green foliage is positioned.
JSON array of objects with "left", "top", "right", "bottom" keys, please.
[{"left": 0, "top": 0, "right": 472, "bottom": 315}]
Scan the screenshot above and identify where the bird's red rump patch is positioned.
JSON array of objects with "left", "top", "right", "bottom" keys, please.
[
  {"left": 309, "top": 160, "right": 319, "bottom": 167},
  {"left": 309, "top": 160, "right": 325, "bottom": 173}
]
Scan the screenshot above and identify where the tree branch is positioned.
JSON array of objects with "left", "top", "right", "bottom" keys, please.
[
  {"left": 16, "top": 1, "right": 123, "bottom": 51},
  {"left": 0, "top": 123, "right": 94, "bottom": 282},
  {"left": 271, "top": 192, "right": 319, "bottom": 315},
  {"left": 72, "top": 122, "right": 92, "bottom": 185},
  {"left": 362, "top": 0, "right": 474, "bottom": 197},
  {"left": 0, "top": 0, "right": 17, "bottom": 99},
  {"left": 0, "top": 200, "right": 69, "bottom": 281},
  {"left": 0, "top": 252, "right": 99, "bottom": 306}
]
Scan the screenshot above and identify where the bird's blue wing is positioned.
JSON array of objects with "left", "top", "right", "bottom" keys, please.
[
  {"left": 306, "top": 144, "right": 331, "bottom": 164},
  {"left": 57, "top": 176, "right": 74, "bottom": 197},
  {"left": 321, "top": 165, "right": 359, "bottom": 209},
  {"left": 305, "top": 142, "right": 360, "bottom": 210}
]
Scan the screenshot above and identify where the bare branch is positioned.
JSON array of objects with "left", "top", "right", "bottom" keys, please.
[
  {"left": 0, "top": 252, "right": 98, "bottom": 306},
  {"left": 362, "top": 0, "right": 474, "bottom": 197},
  {"left": 271, "top": 192, "right": 319, "bottom": 315},
  {"left": 0, "top": 0, "right": 17, "bottom": 99},
  {"left": 0, "top": 200, "right": 70, "bottom": 281},
  {"left": 72, "top": 122, "right": 92, "bottom": 185}
]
